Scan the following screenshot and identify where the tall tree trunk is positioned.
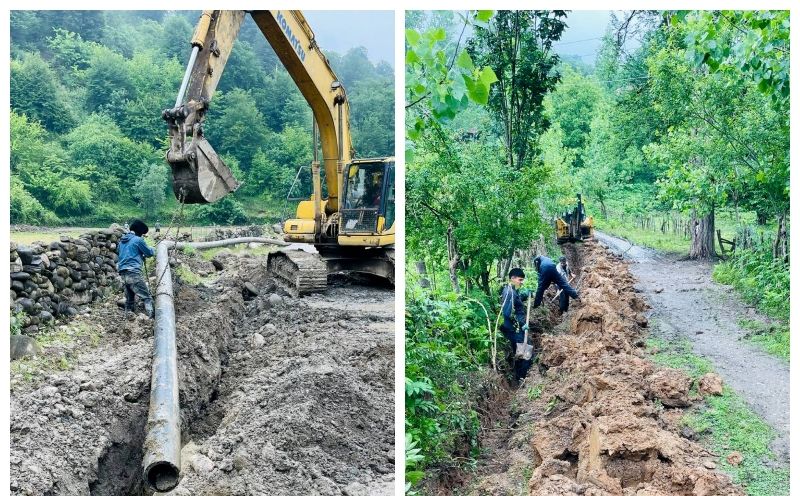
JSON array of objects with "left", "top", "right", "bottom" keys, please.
[
  {"left": 688, "top": 207, "right": 716, "bottom": 259},
  {"left": 480, "top": 270, "right": 491, "bottom": 297},
  {"left": 446, "top": 223, "right": 460, "bottom": 293},
  {"left": 772, "top": 210, "right": 788, "bottom": 261},
  {"left": 415, "top": 260, "right": 430, "bottom": 289}
]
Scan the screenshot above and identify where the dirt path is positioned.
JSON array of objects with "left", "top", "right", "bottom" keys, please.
[
  {"left": 595, "top": 231, "right": 789, "bottom": 464},
  {"left": 10, "top": 251, "right": 394, "bottom": 495}
]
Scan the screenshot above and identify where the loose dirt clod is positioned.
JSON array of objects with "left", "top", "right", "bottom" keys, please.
[
  {"left": 698, "top": 373, "right": 724, "bottom": 397},
  {"left": 10, "top": 250, "right": 394, "bottom": 495}
]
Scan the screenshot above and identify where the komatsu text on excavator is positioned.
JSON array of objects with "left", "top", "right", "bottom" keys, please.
[{"left": 162, "top": 10, "right": 394, "bottom": 295}]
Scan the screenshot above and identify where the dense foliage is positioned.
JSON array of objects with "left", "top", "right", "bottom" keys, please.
[{"left": 10, "top": 11, "right": 394, "bottom": 226}]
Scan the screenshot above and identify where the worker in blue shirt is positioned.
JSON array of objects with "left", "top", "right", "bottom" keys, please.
[{"left": 117, "top": 219, "right": 155, "bottom": 319}]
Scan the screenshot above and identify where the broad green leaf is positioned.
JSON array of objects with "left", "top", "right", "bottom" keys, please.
[
  {"left": 476, "top": 10, "right": 494, "bottom": 22},
  {"left": 405, "top": 28, "right": 420, "bottom": 47},
  {"left": 431, "top": 27, "right": 446, "bottom": 42},
  {"left": 479, "top": 66, "right": 499, "bottom": 85},
  {"left": 456, "top": 50, "right": 474, "bottom": 71}
]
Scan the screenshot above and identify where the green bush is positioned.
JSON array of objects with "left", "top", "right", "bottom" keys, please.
[
  {"left": 713, "top": 246, "right": 789, "bottom": 359},
  {"left": 405, "top": 290, "right": 494, "bottom": 486},
  {"left": 10, "top": 176, "right": 59, "bottom": 225},
  {"left": 191, "top": 195, "right": 250, "bottom": 225},
  {"left": 713, "top": 248, "right": 789, "bottom": 321}
]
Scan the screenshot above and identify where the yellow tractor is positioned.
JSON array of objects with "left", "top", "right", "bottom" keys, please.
[
  {"left": 555, "top": 194, "right": 594, "bottom": 244},
  {"left": 162, "top": 11, "right": 394, "bottom": 295}
]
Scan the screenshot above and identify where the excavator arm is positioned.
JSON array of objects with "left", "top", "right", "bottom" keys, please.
[{"left": 164, "top": 10, "right": 352, "bottom": 213}]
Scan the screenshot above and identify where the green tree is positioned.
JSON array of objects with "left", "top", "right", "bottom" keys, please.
[
  {"left": 349, "top": 78, "right": 395, "bottom": 157},
  {"left": 160, "top": 13, "right": 193, "bottom": 62},
  {"left": 64, "top": 114, "right": 158, "bottom": 195},
  {"left": 405, "top": 10, "right": 498, "bottom": 157},
  {"left": 468, "top": 10, "right": 567, "bottom": 168},
  {"left": 194, "top": 195, "right": 249, "bottom": 225},
  {"left": 678, "top": 10, "right": 789, "bottom": 113},
  {"left": 205, "top": 89, "right": 270, "bottom": 170},
  {"left": 134, "top": 163, "right": 169, "bottom": 219},
  {"left": 10, "top": 52, "right": 77, "bottom": 133},
  {"left": 84, "top": 45, "right": 134, "bottom": 113},
  {"left": 543, "top": 66, "right": 603, "bottom": 168},
  {"left": 51, "top": 177, "right": 93, "bottom": 216},
  {"left": 10, "top": 176, "right": 59, "bottom": 225}
]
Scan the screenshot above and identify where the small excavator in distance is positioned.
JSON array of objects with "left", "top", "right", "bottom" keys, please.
[
  {"left": 555, "top": 194, "right": 594, "bottom": 244},
  {"left": 162, "top": 10, "right": 394, "bottom": 296}
]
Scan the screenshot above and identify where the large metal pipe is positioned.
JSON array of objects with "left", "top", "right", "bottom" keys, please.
[
  {"left": 142, "top": 240, "right": 180, "bottom": 492},
  {"left": 142, "top": 236, "right": 287, "bottom": 491}
]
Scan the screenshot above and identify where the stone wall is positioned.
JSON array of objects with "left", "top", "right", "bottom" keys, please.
[
  {"left": 202, "top": 225, "right": 264, "bottom": 242},
  {"left": 10, "top": 226, "right": 126, "bottom": 335},
  {"left": 9, "top": 224, "right": 271, "bottom": 335}
]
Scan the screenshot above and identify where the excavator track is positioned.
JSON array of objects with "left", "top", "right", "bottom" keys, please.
[{"left": 267, "top": 249, "right": 328, "bottom": 297}]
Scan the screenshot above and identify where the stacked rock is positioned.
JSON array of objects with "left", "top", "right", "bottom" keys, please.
[
  {"left": 204, "top": 225, "right": 264, "bottom": 242},
  {"left": 10, "top": 225, "right": 127, "bottom": 335}
]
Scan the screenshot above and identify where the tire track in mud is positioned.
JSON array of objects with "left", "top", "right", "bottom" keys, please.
[
  {"left": 456, "top": 240, "right": 745, "bottom": 495},
  {"left": 10, "top": 252, "right": 394, "bottom": 495}
]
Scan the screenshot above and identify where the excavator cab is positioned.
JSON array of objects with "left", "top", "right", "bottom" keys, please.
[{"left": 341, "top": 160, "right": 395, "bottom": 235}]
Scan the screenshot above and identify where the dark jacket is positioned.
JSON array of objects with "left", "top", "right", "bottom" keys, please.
[
  {"left": 534, "top": 256, "right": 578, "bottom": 307},
  {"left": 117, "top": 233, "right": 154, "bottom": 273},
  {"left": 500, "top": 284, "right": 526, "bottom": 343}
]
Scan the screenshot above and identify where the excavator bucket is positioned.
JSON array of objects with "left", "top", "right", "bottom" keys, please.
[{"left": 169, "top": 137, "right": 240, "bottom": 204}]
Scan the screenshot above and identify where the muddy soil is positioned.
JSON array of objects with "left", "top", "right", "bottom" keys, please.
[
  {"left": 10, "top": 250, "right": 394, "bottom": 495},
  {"left": 595, "top": 231, "right": 789, "bottom": 464},
  {"left": 451, "top": 240, "right": 744, "bottom": 496}
]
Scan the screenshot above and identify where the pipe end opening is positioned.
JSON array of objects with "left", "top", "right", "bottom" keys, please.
[{"left": 145, "top": 461, "right": 180, "bottom": 492}]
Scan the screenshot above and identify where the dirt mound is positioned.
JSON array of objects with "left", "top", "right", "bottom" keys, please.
[
  {"left": 459, "top": 241, "right": 744, "bottom": 496},
  {"left": 10, "top": 251, "right": 394, "bottom": 495},
  {"left": 525, "top": 241, "right": 743, "bottom": 496}
]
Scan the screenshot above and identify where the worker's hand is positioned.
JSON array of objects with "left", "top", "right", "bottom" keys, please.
[
  {"left": 522, "top": 324, "right": 529, "bottom": 333},
  {"left": 519, "top": 288, "right": 531, "bottom": 298}
]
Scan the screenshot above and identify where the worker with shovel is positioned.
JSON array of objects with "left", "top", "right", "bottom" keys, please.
[
  {"left": 532, "top": 255, "right": 580, "bottom": 309},
  {"left": 500, "top": 268, "right": 535, "bottom": 382},
  {"left": 117, "top": 219, "right": 155, "bottom": 319}
]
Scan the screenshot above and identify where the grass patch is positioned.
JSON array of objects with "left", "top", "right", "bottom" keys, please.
[
  {"left": 648, "top": 337, "right": 789, "bottom": 496},
  {"left": 10, "top": 322, "right": 102, "bottom": 388},
  {"left": 738, "top": 319, "right": 789, "bottom": 361},
  {"left": 174, "top": 264, "right": 204, "bottom": 286},
  {"left": 11, "top": 229, "right": 89, "bottom": 245},
  {"left": 595, "top": 219, "right": 690, "bottom": 254}
]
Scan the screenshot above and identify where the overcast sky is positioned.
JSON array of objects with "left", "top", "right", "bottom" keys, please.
[
  {"left": 554, "top": 11, "right": 611, "bottom": 65},
  {"left": 303, "top": 11, "right": 395, "bottom": 68}
]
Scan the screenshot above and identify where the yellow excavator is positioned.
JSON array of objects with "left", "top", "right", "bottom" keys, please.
[
  {"left": 555, "top": 194, "right": 594, "bottom": 244},
  {"left": 163, "top": 10, "right": 394, "bottom": 295}
]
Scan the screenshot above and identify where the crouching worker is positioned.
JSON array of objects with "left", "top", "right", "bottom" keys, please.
[
  {"left": 533, "top": 255, "right": 580, "bottom": 309},
  {"left": 500, "top": 268, "right": 533, "bottom": 382},
  {"left": 118, "top": 219, "right": 155, "bottom": 319}
]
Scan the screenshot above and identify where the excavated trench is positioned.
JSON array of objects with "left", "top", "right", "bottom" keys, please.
[
  {"left": 10, "top": 250, "right": 394, "bottom": 495},
  {"left": 437, "top": 240, "right": 745, "bottom": 496}
]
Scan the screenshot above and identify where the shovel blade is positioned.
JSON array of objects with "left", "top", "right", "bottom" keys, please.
[{"left": 169, "top": 137, "right": 240, "bottom": 204}]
